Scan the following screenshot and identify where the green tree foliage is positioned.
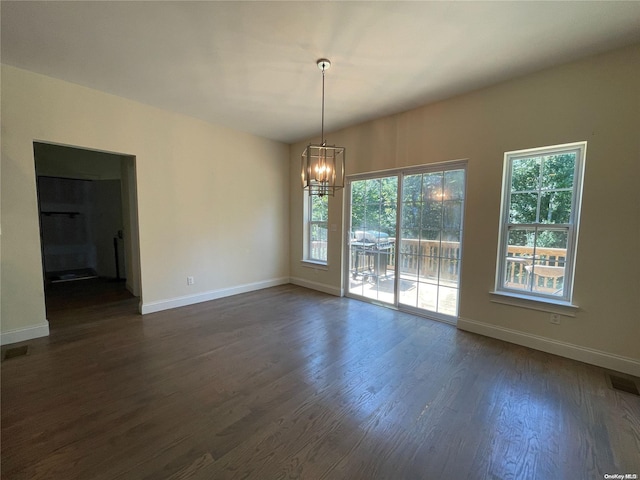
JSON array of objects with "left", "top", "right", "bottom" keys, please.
[
  {"left": 350, "top": 177, "right": 397, "bottom": 239},
  {"left": 350, "top": 170, "right": 464, "bottom": 242},
  {"left": 508, "top": 154, "right": 575, "bottom": 249},
  {"left": 310, "top": 194, "right": 328, "bottom": 222}
]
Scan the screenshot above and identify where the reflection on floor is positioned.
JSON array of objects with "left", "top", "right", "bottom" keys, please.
[
  {"left": 348, "top": 274, "right": 459, "bottom": 316},
  {"left": 45, "top": 277, "right": 136, "bottom": 327},
  {"left": 46, "top": 268, "right": 98, "bottom": 283}
]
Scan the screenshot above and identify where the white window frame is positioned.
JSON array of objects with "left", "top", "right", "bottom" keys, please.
[
  {"left": 302, "top": 193, "right": 328, "bottom": 266},
  {"left": 495, "top": 142, "right": 586, "bottom": 305}
]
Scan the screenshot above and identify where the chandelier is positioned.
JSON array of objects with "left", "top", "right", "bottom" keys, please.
[{"left": 301, "top": 59, "right": 345, "bottom": 197}]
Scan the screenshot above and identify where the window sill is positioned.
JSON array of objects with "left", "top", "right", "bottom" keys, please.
[
  {"left": 490, "top": 291, "right": 579, "bottom": 317},
  {"left": 301, "top": 260, "right": 328, "bottom": 271}
]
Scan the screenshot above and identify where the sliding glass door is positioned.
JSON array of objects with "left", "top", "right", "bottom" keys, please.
[
  {"left": 347, "top": 176, "right": 398, "bottom": 304},
  {"left": 398, "top": 169, "right": 464, "bottom": 317},
  {"left": 346, "top": 164, "right": 466, "bottom": 322}
]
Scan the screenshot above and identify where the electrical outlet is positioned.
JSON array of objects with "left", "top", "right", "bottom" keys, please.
[
  {"left": 187, "top": 276, "right": 194, "bottom": 286},
  {"left": 550, "top": 313, "right": 561, "bottom": 325}
]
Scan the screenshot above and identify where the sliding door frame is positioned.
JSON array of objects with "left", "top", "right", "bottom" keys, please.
[
  {"left": 343, "top": 160, "right": 468, "bottom": 324},
  {"left": 343, "top": 171, "right": 401, "bottom": 307}
]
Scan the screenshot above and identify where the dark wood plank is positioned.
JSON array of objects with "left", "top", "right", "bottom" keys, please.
[{"left": 2, "top": 284, "right": 639, "bottom": 479}]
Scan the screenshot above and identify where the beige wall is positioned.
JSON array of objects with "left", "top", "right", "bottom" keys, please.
[
  {"left": 290, "top": 45, "right": 640, "bottom": 374},
  {"left": 1, "top": 64, "right": 290, "bottom": 341}
]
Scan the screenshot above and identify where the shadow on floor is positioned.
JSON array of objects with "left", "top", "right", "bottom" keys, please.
[{"left": 45, "top": 277, "right": 136, "bottom": 327}]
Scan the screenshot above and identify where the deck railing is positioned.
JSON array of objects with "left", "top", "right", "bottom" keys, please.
[
  {"left": 503, "top": 245, "right": 566, "bottom": 291},
  {"left": 318, "top": 239, "right": 568, "bottom": 292},
  {"left": 310, "top": 241, "right": 328, "bottom": 262},
  {"left": 346, "top": 239, "right": 459, "bottom": 282},
  {"left": 396, "top": 239, "right": 460, "bottom": 283}
]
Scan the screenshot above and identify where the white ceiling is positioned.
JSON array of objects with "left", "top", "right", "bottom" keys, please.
[{"left": 2, "top": 1, "right": 640, "bottom": 144}]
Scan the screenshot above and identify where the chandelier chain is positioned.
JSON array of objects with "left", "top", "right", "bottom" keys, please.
[{"left": 321, "top": 65, "right": 326, "bottom": 145}]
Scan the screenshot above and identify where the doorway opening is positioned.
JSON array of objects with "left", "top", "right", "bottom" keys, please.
[
  {"left": 34, "top": 142, "right": 141, "bottom": 324},
  {"left": 345, "top": 161, "right": 466, "bottom": 324}
]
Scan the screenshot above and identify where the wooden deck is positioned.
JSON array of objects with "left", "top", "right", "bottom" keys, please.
[{"left": 2, "top": 284, "right": 639, "bottom": 479}]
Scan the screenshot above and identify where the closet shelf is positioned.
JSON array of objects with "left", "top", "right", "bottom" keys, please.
[{"left": 41, "top": 211, "right": 82, "bottom": 218}]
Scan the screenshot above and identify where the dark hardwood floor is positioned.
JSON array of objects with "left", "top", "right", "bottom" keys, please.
[
  {"left": 44, "top": 277, "right": 134, "bottom": 322},
  {"left": 2, "top": 284, "right": 639, "bottom": 479}
]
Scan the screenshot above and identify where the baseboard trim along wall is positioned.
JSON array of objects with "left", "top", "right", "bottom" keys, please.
[
  {"left": 458, "top": 317, "right": 640, "bottom": 377},
  {"left": 289, "top": 277, "right": 343, "bottom": 297},
  {"left": 0, "top": 322, "right": 50, "bottom": 346},
  {"left": 141, "top": 277, "right": 290, "bottom": 315}
]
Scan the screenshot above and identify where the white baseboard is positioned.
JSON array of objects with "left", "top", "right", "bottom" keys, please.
[
  {"left": 458, "top": 317, "right": 640, "bottom": 377},
  {"left": 140, "top": 277, "right": 290, "bottom": 314},
  {"left": 1, "top": 322, "right": 50, "bottom": 346},
  {"left": 289, "top": 277, "right": 343, "bottom": 297}
]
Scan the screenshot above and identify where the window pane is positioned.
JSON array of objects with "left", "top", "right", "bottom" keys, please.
[
  {"left": 381, "top": 176, "right": 398, "bottom": 204},
  {"left": 310, "top": 223, "right": 327, "bottom": 241},
  {"left": 402, "top": 203, "right": 421, "bottom": 232},
  {"left": 365, "top": 178, "right": 381, "bottom": 203},
  {"left": 503, "top": 227, "right": 568, "bottom": 293},
  {"left": 363, "top": 203, "right": 381, "bottom": 231},
  {"left": 423, "top": 172, "right": 443, "bottom": 202},
  {"left": 417, "top": 282, "right": 438, "bottom": 311},
  {"left": 403, "top": 174, "right": 422, "bottom": 202},
  {"left": 381, "top": 218, "right": 397, "bottom": 239},
  {"left": 509, "top": 192, "right": 538, "bottom": 223},
  {"left": 398, "top": 273, "right": 418, "bottom": 307},
  {"left": 511, "top": 157, "right": 541, "bottom": 192},
  {"left": 419, "top": 256, "right": 440, "bottom": 281},
  {"left": 506, "top": 227, "right": 568, "bottom": 253},
  {"left": 380, "top": 178, "right": 398, "bottom": 235},
  {"left": 421, "top": 201, "right": 442, "bottom": 230},
  {"left": 420, "top": 229, "right": 440, "bottom": 242},
  {"left": 537, "top": 229, "right": 568, "bottom": 249},
  {"left": 419, "top": 237, "right": 440, "bottom": 258},
  {"left": 542, "top": 153, "right": 575, "bottom": 190},
  {"left": 400, "top": 228, "right": 418, "bottom": 244},
  {"left": 443, "top": 200, "right": 462, "bottom": 230},
  {"left": 444, "top": 169, "right": 465, "bottom": 200},
  {"left": 441, "top": 230, "right": 461, "bottom": 243},
  {"left": 351, "top": 180, "right": 366, "bottom": 203},
  {"left": 350, "top": 180, "right": 366, "bottom": 234},
  {"left": 440, "top": 256, "right": 460, "bottom": 283},
  {"left": 310, "top": 195, "right": 328, "bottom": 221},
  {"left": 310, "top": 223, "right": 327, "bottom": 261},
  {"left": 504, "top": 227, "right": 536, "bottom": 290},
  {"left": 529, "top": 227, "right": 567, "bottom": 296},
  {"left": 503, "top": 257, "right": 529, "bottom": 291},
  {"left": 540, "top": 191, "right": 572, "bottom": 224},
  {"left": 365, "top": 230, "right": 389, "bottom": 243},
  {"left": 507, "top": 227, "right": 536, "bottom": 249},
  {"left": 530, "top": 265, "right": 565, "bottom": 295},
  {"left": 399, "top": 252, "right": 417, "bottom": 271},
  {"left": 440, "top": 241, "right": 461, "bottom": 263},
  {"left": 437, "top": 286, "right": 458, "bottom": 316}
]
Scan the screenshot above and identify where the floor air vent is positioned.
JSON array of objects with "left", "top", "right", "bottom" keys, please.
[
  {"left": 607, "top": 374, "right": 640, "bottom": 396},
  {"left": 2, "top": 345, "right": 29, "bottom": 361}
]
